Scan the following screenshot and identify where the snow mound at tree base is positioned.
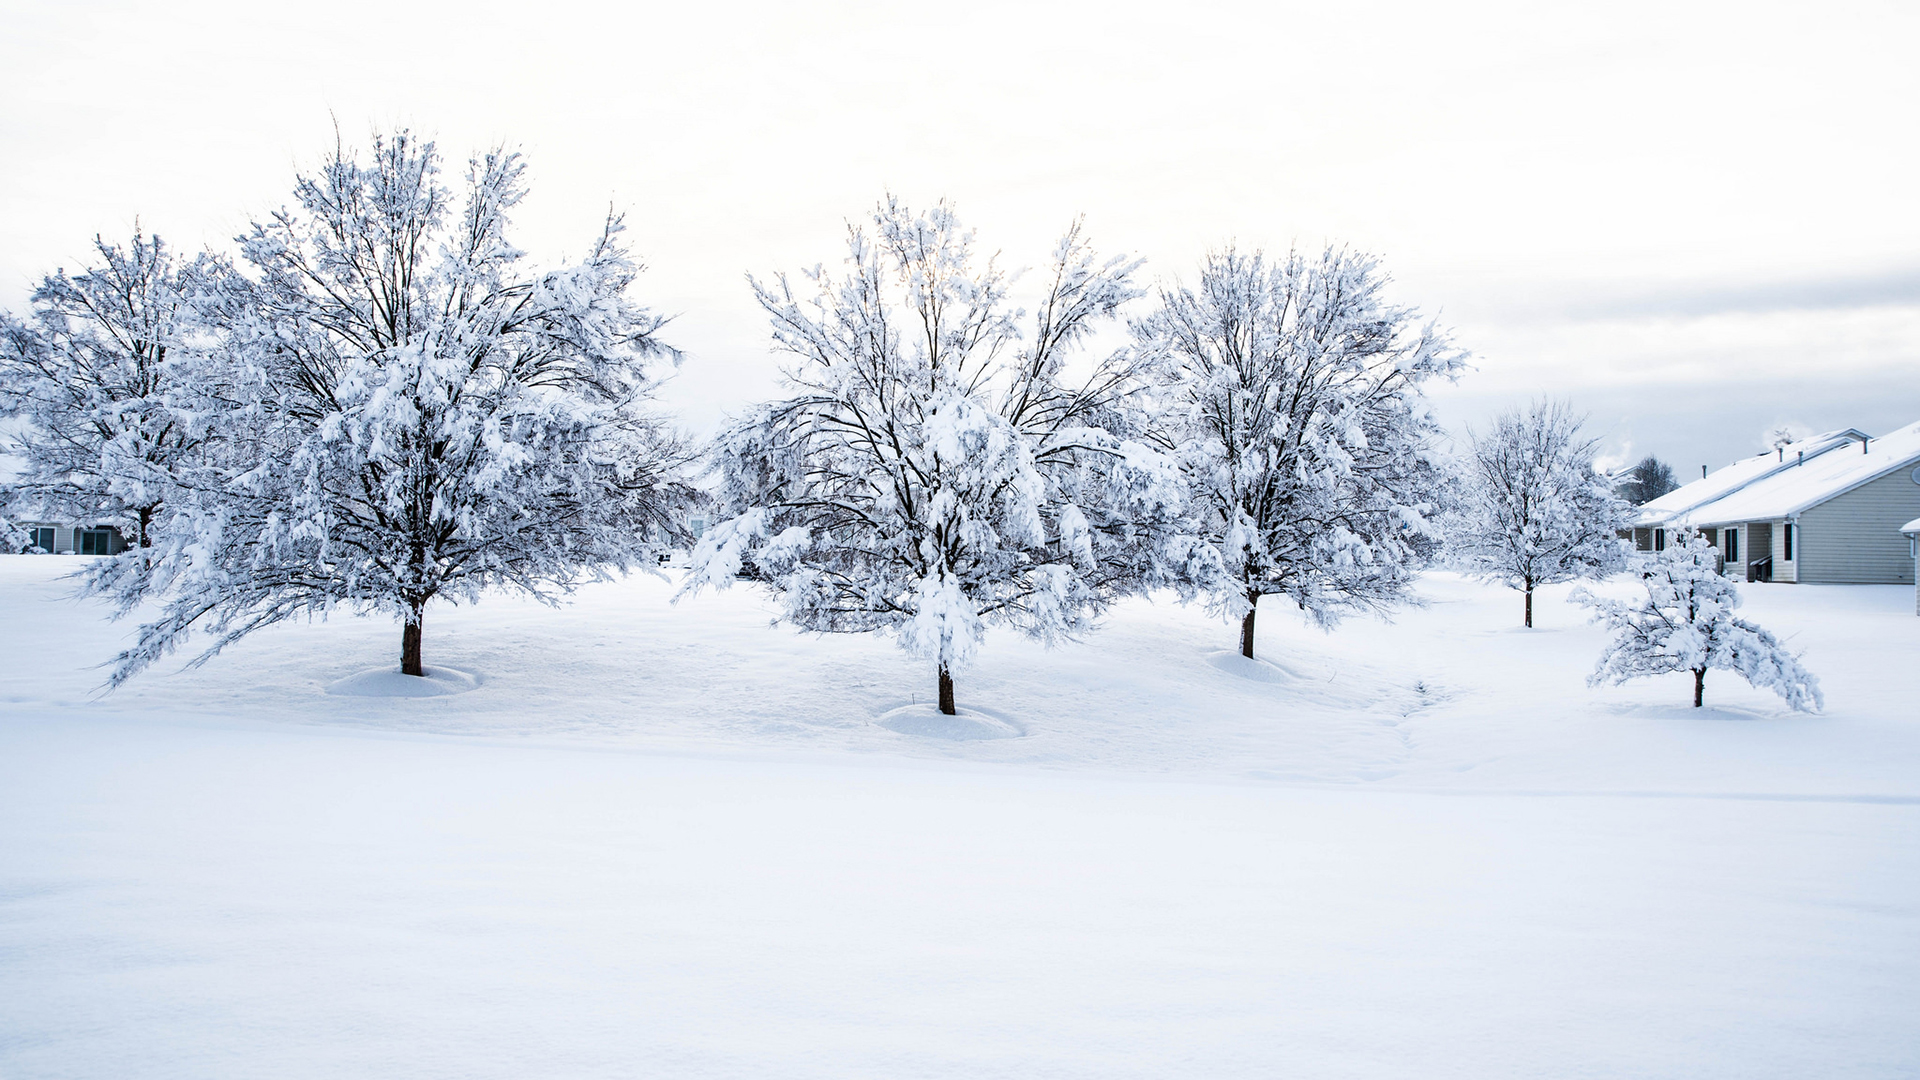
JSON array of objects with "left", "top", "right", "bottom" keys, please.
[
  {"left": 325, "top": 667, "right": 481, "bottom": 698},
  {"left": 877, "top": 704, "right": 1025, "bottom": 741},
  {"left": 1202, "top": 650, "right": 1387, "bottom": 710},
  {"left": 1204, "top": 650, "right": 1312, "bottom": 683}
]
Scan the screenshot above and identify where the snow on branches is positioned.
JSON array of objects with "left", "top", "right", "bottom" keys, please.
[
  {"left": 1131, "top": 246, "right": 1463, "bottom": 659},
  {"left": 94, "top": 131, "right": 696, "bottom": 685},
  {"left": 1452, "top": 400, "right": 1632, "bottom": 627},
  {"left": 684, "top": 197, "right": 1211, "bottom": 715},
  {"left": 1572, "top": 532, "right": 1822, "bottom": 711},
  {"left": 0, "top": 232, "right": 221, "bottom": 550}
]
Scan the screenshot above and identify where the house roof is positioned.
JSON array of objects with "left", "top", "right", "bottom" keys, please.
[
  {"left": 1635, "top": 428, "right": 1868, "bottom": 526},
  {"left": 1637, "top": 422, "right": 1920, "bottom": 527}
]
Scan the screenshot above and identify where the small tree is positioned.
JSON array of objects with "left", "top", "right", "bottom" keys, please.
[
  {"left": 95, "top": 131, "right": 694, "bottom": 684},
  {"left": 1572, "top": 531, "right": 1821, "bottom": 710},
  {"left": 1452, "top": 400, "right": 1631, "bottom": 627},
  {"left": 1764, "top": 424, "right": 1808, "bottom": 452},
  {"left": 1133, "top": 246, "right": 1463, "bottom": 660},
  {"left": 684, "top": 197, "right": 1207, "bottom": 715},
  {"left": 0, "top": 232, "right": 219, "bottom": 549},
  {"left": 1618, "top": 455, "right": 1678, "bottom": 506}
]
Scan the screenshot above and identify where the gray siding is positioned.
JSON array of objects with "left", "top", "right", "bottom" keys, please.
[
  {"left": 14, "top": 523, "right": 129, "bottom": 556},
  {"left": 1769, "top": 518, "right": 1799, "bottom": 583},
  {"left": 17, "top": 523, "right": 73, "bottom": 554},
  {"left": 1796, "top": 458, "right": 1920, "bottom": 584}
]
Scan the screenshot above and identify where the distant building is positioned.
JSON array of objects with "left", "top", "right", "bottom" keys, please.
[
  {"left": 14, "top": 520, "right": 129, "bottom": 556},
  {"left": 1632, "top": 422, "right": 1920, "bottom": 584}
]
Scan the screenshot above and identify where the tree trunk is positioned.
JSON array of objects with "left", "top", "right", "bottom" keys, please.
[
  {"left": 401, "top": 602, "right": 424, "bottom": 677},
  {"left": 938, "top": 664, "right": 956, "bottom": 716},
  {"left": 1240, "top": 594, "right": 1260, "bottom": 659},
  {"left": 137, "top": 505, "right": 154, "bottom": 549},
  {"left": 1694, "top": 667, "right": 1705, "bottom": 708},
  {"left": 1524, "top": 584, "right": 1533, "bottom": 629}
]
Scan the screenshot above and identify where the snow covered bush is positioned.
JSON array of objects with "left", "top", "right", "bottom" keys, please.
[
  {"left": 0, "top": 232, "right": 221, "bottom": 549},
  {"left": 684, "top": 197, "right": 1211, "bottom": 715},
  {"left": 1131, "top": 246, "right": 1463, "bottom": 660},
  {"left": 1451, "top": 400, "right": 1632, "bottom": 627},
  {"left": 93, "top": 131, "right": 695, "bottom": 684},
  {"left": 1571, "top": 531, "right": 1822, "bottom": 711}
]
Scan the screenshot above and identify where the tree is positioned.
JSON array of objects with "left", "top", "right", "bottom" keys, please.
[
  {"left": 1572, "top": 531, "right": 1821, "bottom": 711},
  {"left": 0, "top": 232, "right": 219, "bottom": 549},
  {"left": 1452, "top": 400, "right": 1631, "bottom": 627},
  {"left": 1617, "top": 455, "right": 1678, "bottom": 505},
  {"left": 1764, "top": 424, "right": 1807, "bottom": 452},
  {"left": 683, "top": 197, "right": 1209, "bottom": 715},
  {"left": 94, "top": 131, "right": 695, "bottom": 684},
  {"left": 1132, "top": 246, "right": 1463, "bottom": 660}
]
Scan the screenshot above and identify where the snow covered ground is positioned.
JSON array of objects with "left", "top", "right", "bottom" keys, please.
[{"left": 2, "top": 557, "right": 1916, "bottom": 1077}]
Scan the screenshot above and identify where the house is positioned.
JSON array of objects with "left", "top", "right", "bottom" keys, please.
[
  {"left": 1633, "top": 421, "right": 1920, "bottom": 584},
  {"left": 1624, "top": 428, "right": 1869, "bottom": 558},
  {"left": 13, "top": 521, "right": 129, "bottom": 555}
]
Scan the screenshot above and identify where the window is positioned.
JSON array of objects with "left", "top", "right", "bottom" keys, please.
[
  {"left": 689, "top": 516, "right": 707, "bottom": 541},
  {"left": 1783, "top": 523, "right": 1794, "bottom": 561},
  {"left": 1725, "top": 527, "right": 1738, "bottom": 563},
  {"left": 1653, "top": 529, "right": 1665, "bottom": 552},
  {"left": 28, "top": 527, "right": 55, "bottom": 552},
  {"left": 78, "top": 528, "right": 115, "bottom": 555}
]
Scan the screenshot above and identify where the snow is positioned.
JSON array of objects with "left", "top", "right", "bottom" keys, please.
[
  {"left": 324, "top": 665, "right": 481, "bottom": 697},
  {"left": 875, "top": 702, "right": 1025, "bottom": 740},
  {"left": 2, "top": 556, "right": 1918, "bottom": 1077}
]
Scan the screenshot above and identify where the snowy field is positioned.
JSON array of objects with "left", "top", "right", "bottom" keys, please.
[{"left": 2, "top": 557, "right": 1917, "bottom": 1078}]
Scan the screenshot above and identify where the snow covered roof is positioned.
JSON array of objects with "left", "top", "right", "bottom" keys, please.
[
  {"left": 1634, "top": 428, "right": 1868, "bottom": 526},
  {"left": 1639, "top": 422, "right": 1920, "bottom": 528}
]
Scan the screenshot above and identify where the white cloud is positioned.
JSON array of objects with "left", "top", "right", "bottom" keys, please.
[{"left": 4, "top": 0, "right": 1915, "bottom": 453}]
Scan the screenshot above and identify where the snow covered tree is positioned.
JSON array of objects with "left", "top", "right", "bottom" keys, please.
[
  {"left": 0, "top": 232, "right": 220, "bottom": 549},
  {"left": 683, "top": 197, "right": 1209, "bottom": 715},
  {"left": 93, "top": 131, "right": 695, "bottom": 684},
  {"left": 1572, "top": 531, "right": 1821, "bottom": 710},
  {"left": 1451, "top": 400, "right": 1632, "bottom": 627},
  {"left": 1132, "top": 246, "right": 1463, "bottom": 660}
]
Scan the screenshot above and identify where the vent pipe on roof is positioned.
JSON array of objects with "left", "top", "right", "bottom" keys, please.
[
  {"left": 1863, "top": 436, "right": 1870, "bottom": 454},
  {"left": 1798, "top": 450, "right": 1804, "bottom": 466},
  {"left": 1777, "top": 447, "right": 1784, "bottom": 461},
  {"left": 1701, "top": 465, "right": 1708, "bottom": 478}
]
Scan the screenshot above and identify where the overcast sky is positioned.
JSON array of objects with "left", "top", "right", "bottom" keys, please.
[{"left": 4, "top": 0, "right": 1915, "bottom": 473}]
